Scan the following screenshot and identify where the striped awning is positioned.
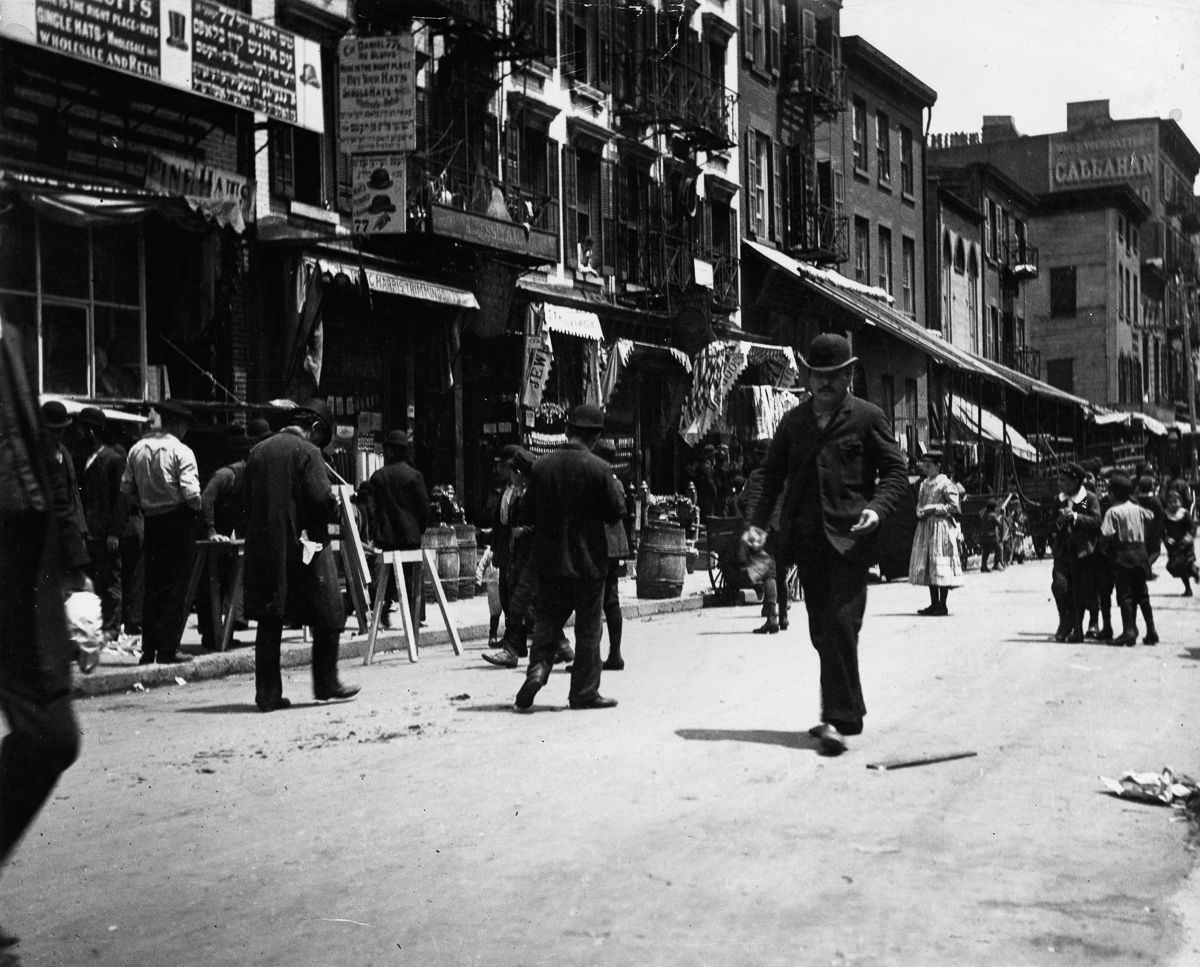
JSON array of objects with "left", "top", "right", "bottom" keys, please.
[
  {"left": 313, "top": 257, "right": 479, "bottom": 309},
  {"left": 540, "top": 303, "right": 604, "bottom": 341}
]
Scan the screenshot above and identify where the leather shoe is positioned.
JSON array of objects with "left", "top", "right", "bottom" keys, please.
[
  {"left": 810, "top": 723, "right": 846, "bottom": 756},
  {"left": 569, "top": 695, "right": 618, "bottom": 710},
  {"left": 257, "top": 697, "right": 292, "bottom": 712},
  {"left": 157, "top": 652, "right": 193, "bottom": 664},
  {"left": 1065, "top": 631, "right": 1084, "bottom": 643},
  {"left": 554, "top": 643, "right": 575, "bottom": 664},
  {"left": 753, "top": 621, "right": 780, "bottom": 634},
  {"left": 1111, "top": 632, "right": 1137, "bottom": 647},
  {"left": 482, "top": 647, "right": 519, "bottom": 668},
  {"left": 138, "top": 653, "right": 156, "bottom": 665},
  {"left": 513, "top": 678, "right": 541, "bottom": 712},
  {"left": 603, "top": 656, "right": 625, "bottom": 671},
  {"left": 1143, "top": 631, "right": 1159, "bottom": 645},
  {"left": 315, "top": 684, "right": 360, "bottom": 701}
]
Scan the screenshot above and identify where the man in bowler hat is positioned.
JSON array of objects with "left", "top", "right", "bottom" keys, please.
[
  {"left": 243, "top": 400, "right": 359, "bottom": 711},
  {"left": 120, "top": 399, "right": 201, "bottom": 664},
  {"left": 513, "top": 404, "right": 626, "bottom": 712},
  {"left": 744, "top": 333, "right": 908, "bottom": 755},
  {"left": 365, "top": 429, "right": 430, "bottom": 630},
  {"left": 77, "top": 406, "right": 130, "bottom": 644}
]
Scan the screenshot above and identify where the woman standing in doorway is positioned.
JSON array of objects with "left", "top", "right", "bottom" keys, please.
[{"left": 909, "top": 451, "right": 964, "bottom": 615}]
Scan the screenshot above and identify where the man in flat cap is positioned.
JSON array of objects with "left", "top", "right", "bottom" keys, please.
[
  {"left": 513, "top": 404, "right": 626, "bottom": 712},
  {"left": 243, "top": 400, "right": 359, "bottom": 711},
  {"left": 120, "top": 399, "right": 201, "bottom": 664},
  {"left": 743, "top": 333, "right": 908, "bottom": 756},
  {"left": 365, "top": 429, "right": 430, "bottom": 631},
  {"left": 1050, "top": 462, "right": 1101, "bottom": 642},
  {"left": 41, "top": 401, "right": 87, "bottom": 539},
  {"left": 77, "top": 407, "right": 130, "bottom": 645}
]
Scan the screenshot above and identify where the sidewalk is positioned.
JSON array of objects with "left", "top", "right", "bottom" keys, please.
[{"left": 74, "top": 565, "right": 719, "bottom": 698}]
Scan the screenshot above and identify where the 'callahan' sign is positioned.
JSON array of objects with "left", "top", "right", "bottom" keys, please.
[{"left": 1048, "top": 128, "right": 1156, "bottom": 204}]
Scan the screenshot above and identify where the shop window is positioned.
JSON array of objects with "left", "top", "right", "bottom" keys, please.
[
  {"left": 0, "top": 209, "right": 145, "bottom": 398},
  {"left": 1050, "top": 266, "right": 1077, "bottom": 317},
  {"left": 877, "top": 226, "right": 892, "bottom": 293},
  {"left": 852, "top": 97, "right": 867, "bottom": 173},
  {"left": 875, "top": 110, "right": 891, "bottom": 184}
]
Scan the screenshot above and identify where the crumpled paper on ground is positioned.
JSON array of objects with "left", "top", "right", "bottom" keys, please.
[{"left": 1099, "top": 768, "right": 1198, "bottom": 806}]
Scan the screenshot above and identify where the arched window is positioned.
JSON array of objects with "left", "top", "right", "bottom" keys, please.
[
  {"left": 966, "top": 246, "right": 980, "bottom": 353},
  {"left": 953, "top": 237, "right": 966, "bottom": 274},
  {"left": 941, "top": 231, "right": 952, "bottom": 331}
]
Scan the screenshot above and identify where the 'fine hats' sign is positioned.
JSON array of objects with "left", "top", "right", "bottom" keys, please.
[
  {"left": 144, "top": 150, "right": 254, "bottom": 231},
  {"left": 338, "top": 33, "right": 415, "bottom": 154},
  {"left": 0, "top": 0, "right": 325, "bottom": 132}
]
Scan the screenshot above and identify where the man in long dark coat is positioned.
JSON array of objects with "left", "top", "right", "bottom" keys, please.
[
  {"left": 0, "top": 323, "right": 87, "bottom": 948},
  {"left": 77, "top": 406, "right": 130, "bottom": 644},
  {"left": 513, "top": 405, "right": 626, "bottom": 713},
  {"left": 243, "top": 401, "right": 359, "bottom": 712},
  {"left": 365, "top": 429, "right": 429, "bottom": 629},
  {"left": 744, "top": 333, "right": 908, "bottom": 756}
]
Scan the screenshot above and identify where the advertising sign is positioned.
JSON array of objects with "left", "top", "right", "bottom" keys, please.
[
  {"left": 0, "top": 0, "right": 325, "bottom": 131},
  {"left": 351, "top": 154, "right": 406, "bottom": 234},
  {"left": 144, "top": 149, "right": 254, "bottom": 229},
  {"left": 1048, "top": 126, "right": 1156, "bottom": 205},
  {"left": 338, "top": 33, "right": 415, "bottom": 153}
]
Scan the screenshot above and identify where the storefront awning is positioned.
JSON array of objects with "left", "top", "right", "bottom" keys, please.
[
  {"left": 541, "top": 303, "right": 604, "bottom": 341},
  {"left": 600, "top": 338, "right": 692, "bottom": 405},
  {"left": 950, "top": 396, "right": 1039, "bottom": 461},
  {"left": 313, "top": 256, "right": 479, "bottom": 309}
]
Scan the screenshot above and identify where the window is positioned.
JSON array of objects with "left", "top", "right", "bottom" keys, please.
[
  {"left": 513, "top": 0, "right": 557, "bottom": 66},
  {"left": 1117, "top": 214, "right": 1125, "bottom": 248},
  {"left": 504, "top": 121, "right": 561, "bottom": 234},
  {"left": 880, "top": 373, "right": 896, "bottom": 426},
  {"left": 0, "top": 207, "right": 145, "bottom": 398},
  {"left": 953, "top": 237, "right": 965, "bottom": 274},
  {"left": 901, "top": 236, "right": 915, "bottom": 314},
  {"left": 563, "top": 144, "right": 612, "bottom": 273},
  {"left": 986, "top": 305, "right": 999, "bottom": 360},
  {"left": 1133, "top": 274, "right": 1139, "bottom": 325},
  {"left": 941, "top": 232, "right": 952, "bottom": 329},
  {"left": 899, "top": 125, "right": 913, "bottom": 195},
  {"left": 852, "top": 98, "right": 867, "bottom": 172},
  {"left": 617, "top": 156, "right": 653, "bottom": 285},
  {"left": 877, "top": 226, "right": 892, "bottom": 293},
  {"left": 1046, "top": 358, "right": 1074, "bottom": 394},
  {"left": 854, "top": 216, "right": 870, "bottom": 283},
  {"left": 1050, "top": 266, "right": 1077, "bottom": 317},
  {"left": 270, "top": 122, "right": 323, "bottom": 205},
  {"left": 875, "top": 111, "right": 891, "bottom": 183},
  {"left": 561, "top": 0, "right": 614, "bottom": 90},
  {"left": 966, "top": 249, "right": 979, "bottom": 353},
  {"left": 986, "top": 200, "right": 999, "bottom": 259},
  {"left": 746, "top": 130, "right": 771, "bottom": 239},
  {"left": 1119, "top": 266, "right": 1126, "bottom": 320}
]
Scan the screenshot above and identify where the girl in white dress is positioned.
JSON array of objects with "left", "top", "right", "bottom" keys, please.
[{"left": 908, "top": 451, "right": 964, "bottom": 615}]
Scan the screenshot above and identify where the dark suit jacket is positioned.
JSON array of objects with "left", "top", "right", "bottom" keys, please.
[
  {"left": 1051, "top": 489, "right": 1101, "bottom": 561},
  {"left": 366, "top": 459, "right": 430, "bottom": 550},
  {"left": 751, "top": 395, "right": 909, "bottom": 565},
  {"left": 521, "top": 442, "right": 625, "bottom": 580},
  {"left": 81, "top": 444, "right": 129, "bottom": 540}
]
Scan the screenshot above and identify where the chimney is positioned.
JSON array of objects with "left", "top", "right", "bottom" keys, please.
[
  {"left": 981, "top": 115, "right": 1018, "bottom": 142},
  {"left": 1066, "top": 100, "right": 1111, "bottom": 132}
]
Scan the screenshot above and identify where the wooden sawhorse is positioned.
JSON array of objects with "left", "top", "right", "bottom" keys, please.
[
  {"left": 363, "top": 549, "right": 463, "bottom": 664},
  {"left": 181, "top": 538, "right": 245, "bottom": 652}
]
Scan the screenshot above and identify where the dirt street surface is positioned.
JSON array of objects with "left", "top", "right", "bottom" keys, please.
[{"left": 3, "top": 558, "right": 1198, "bottom": 967}]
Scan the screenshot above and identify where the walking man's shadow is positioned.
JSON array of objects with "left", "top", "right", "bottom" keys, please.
[{"left": 676, "top": 728, "right": 823, "bottom": 752}]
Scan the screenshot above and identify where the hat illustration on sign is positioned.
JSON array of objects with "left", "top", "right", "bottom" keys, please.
[
  {"left": 166, "top": 10, "right": 188, "bottom": 51},
  {"left": 300, "top": 63, "right": 321, "bottom": 88},
  {"left": 367, "top": 168, "right": 393, "bottom": 191},
  {"left": 368, "top": 195, "right": 397, "bottom": 215}
]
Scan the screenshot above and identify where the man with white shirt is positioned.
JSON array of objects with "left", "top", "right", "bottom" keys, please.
[{"left": 120, "top": 400, "right": 201, "bottom": 665}]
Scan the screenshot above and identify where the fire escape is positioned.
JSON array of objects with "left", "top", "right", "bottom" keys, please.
[{"left": 778, "top": 18, "right": 847, "bottom": 266}]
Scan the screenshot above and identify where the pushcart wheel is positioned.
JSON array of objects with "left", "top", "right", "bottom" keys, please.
[
  {"left": 707, "top": 551, "right": 726, "bottom": 592},
  {"left": 785, "top": 564, "right": 802, "bottom": 602}
]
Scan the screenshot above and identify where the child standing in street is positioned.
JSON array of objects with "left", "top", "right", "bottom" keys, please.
[
  {"left": 1099, "top": 474, "right": 1159, "bottom": 646},
  {"left": 1162, "top": 489, "right": 1199, "bottom": 596}
]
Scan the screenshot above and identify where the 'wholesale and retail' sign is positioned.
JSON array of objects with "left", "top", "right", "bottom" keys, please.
[
  {"left": 1048, "top": 128, "right": 1156, "bottom": 204},
  {"left": 0, "top": 0, "right": 325, "bottom": 131}
]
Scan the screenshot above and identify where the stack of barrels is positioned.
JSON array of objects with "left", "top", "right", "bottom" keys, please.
[{"left": 420, "top": 524, "right": 479, "bottom": 602}]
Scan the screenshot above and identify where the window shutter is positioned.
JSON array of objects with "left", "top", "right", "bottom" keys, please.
[
  {"left": 745, "top": 130, "right": 758, "bottom": 235},
  {"left": 563, "top": 145, "right": 579, "bottom": 267},
  {"left": 600, "top": 156, "right": 616, "bottom": 275},
  {"left": 786, "top": 143, "right": 807, "bottom": 249},
  {"left": 772, "top": 142, "right": 784, "bottom": 244},
  {"left": 504, "top": 120, "right": 521, "bottom": 192},
  {"left": 741, "top": 0, "right": 754, "bottom": 60},
  {"left": 597, "top": 0, "right": 613, "bottom": 91},
  {"left": 545, "top": 138, "right": 560, "bottom": 234}
]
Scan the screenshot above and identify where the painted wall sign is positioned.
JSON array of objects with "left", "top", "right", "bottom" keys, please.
[
  {"left": 352, "top": 153, "right": 407, "bottom": 234},
  {"left": 338, "top": 32, "right": 415, "bottom": 153},
  {"left": 0, "top": 0, "right": 325, "bottom": 131},
  {"left": 144, "top": 149, "right": 254, "bottom": 229},
  {"left": 1048, "top": 127, "right": 1156, "bottom": 204}
]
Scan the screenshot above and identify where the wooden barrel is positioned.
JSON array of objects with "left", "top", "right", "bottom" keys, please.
[
  {"left": 436, "top": 525, "right": 459, "bottom": 601},
  {"left": 454, "top": 523, "right": 477, "bottom": 599},
  {"left": 420, "top": 527, "right": 450, "bottom": 603},
  {"left": 636, "top": 523, "right": 687, "bottom": 599}
]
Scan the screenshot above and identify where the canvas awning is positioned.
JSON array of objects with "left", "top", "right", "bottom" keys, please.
[
  {"left": 600, "top": 338, "right": 692, "bottom": 404},
  {"left": 540, "top": 302, "right": 604, "bottom": 341},
  {"left": 950, "top": 396, "right": 1039, "bottom": 461},
  {"left": 313, "top": 256, "right": 479, "bottom": 309}
]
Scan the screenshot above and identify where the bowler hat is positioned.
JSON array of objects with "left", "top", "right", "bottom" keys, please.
[
  {"left": 156, "top": 399, "right": 193, "bottom": 420},
  {"left": 385, "top": 429, "right": 410, "bottom": 449},
  {"left": 41, "top": 400, "right": 73, "bottom": 429},
  {"left": 799, "top": 333, "right": 857, "bottom": 373},
  {"left": 567, "top": 403, "right": 605, "bottom": 430},
  {"left": 77, "top": 406, "right": 107, "bottom": 430},
  {"left": 246, "top": 417, "right": 272, "bottom": 442},
  {"left": 1057, "top": 462, "right": 1086, "bottom": 484},
  {"left": 593, "top": 439, "right": 617, "bottom": 464},
  {"left": 294, "top": 398, "right": 334, "bottom": 429}
]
